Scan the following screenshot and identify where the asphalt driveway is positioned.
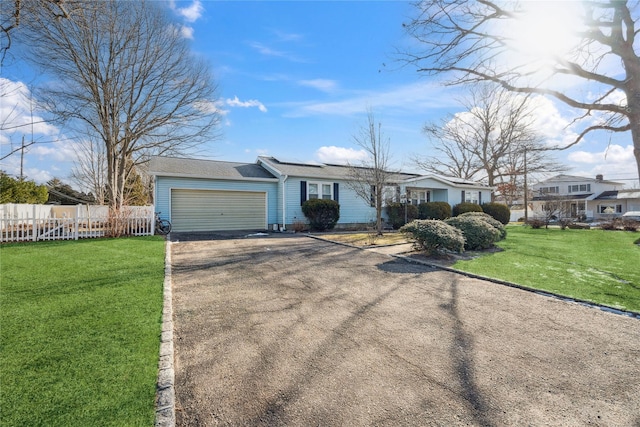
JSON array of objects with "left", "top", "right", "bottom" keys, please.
[{"left": 171, "top": 235, "right": 640, "bottom": 426}]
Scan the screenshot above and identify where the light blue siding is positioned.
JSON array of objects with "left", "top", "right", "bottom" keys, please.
[
  {"left": 284, "top": 177, "right": 377, "bottom": 227},
  {"left": 155, "top": 176, "right": 279, "bottom": 224}
]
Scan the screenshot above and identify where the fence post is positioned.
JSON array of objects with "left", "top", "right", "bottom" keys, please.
[
  {"left": 32, "top": 204, "right": 37, "bottom": 242},
  {"left": 75, "top": 205, "right": 81, "bottom": 240}
]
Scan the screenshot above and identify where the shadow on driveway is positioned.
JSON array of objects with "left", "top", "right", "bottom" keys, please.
[{"left": 171, "top": 236, "right": 640, "bottom": 426}]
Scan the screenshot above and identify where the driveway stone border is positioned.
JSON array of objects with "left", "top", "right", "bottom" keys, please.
[{"left": 155, "top": 240, "right": 175, "bottom": 427}]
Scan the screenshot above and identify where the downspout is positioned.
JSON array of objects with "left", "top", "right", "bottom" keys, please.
[{"left": 281, "top": 175, "right": 288, "bottom": 231}]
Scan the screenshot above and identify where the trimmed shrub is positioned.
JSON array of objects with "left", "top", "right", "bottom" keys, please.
[
  {"left": 445, "top": 216, "right": 501, "bottom": 250},
  {"left": 458, "top": 211, "right": 506, "bottom": 240},
  {"left": 452, "top": 202, "right": 483, "bottom": 216},
  {"left": 301, "top": 199, "right": 340, "bottom": 231},
  {"left": 418, "top": 201, "right": 452, "bottom": 220},
  {"left": 622, "top": 220, "right": 639, "bottom": 232},
  {"left": 400, "top": 220, "right": 465, "bottom": 255},
  {"left": 526, "top": 218, "right": 545, "bottom": 229},
  {"left": 481, "top": 202, "right": 511, "bottom": 225},
  {"left": 385, "top": 202, "right": 419, "bottom": 229}
]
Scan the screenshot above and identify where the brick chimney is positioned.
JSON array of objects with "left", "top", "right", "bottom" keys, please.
[{"left": 595, "top": 174, "right": 603, "bottom": 181}]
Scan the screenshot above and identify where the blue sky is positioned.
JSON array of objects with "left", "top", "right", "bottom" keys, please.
[{"left": 1, "top": 0, "right": 638, "bottom": 188}]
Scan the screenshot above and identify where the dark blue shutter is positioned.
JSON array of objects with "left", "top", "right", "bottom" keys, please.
[
  {"left": 333, "top": 183, "right": 339, "bottom": 202},
  {"left": 300, "top": 181, "right": 307, "bottom": 205},
  {"left": 370, "top": 185, "right": 376, "bottom": 207},
  {"left": 479, "top": 191, "right": 482, "bottom": 205},
  {"left": 461, "top": 190, "right": 465, "bottom": 203}
]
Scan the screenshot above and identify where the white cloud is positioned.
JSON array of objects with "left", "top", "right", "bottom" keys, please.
[
  {"left": 283, "top": 81, "right": 456, "bottom": 118},
  {"left": 178, "top": 25, "right": 194, "bottom": 39},
  {"left": 568, "top": 144, "right": 634, "bottom": 165},
  {"left": 249, "top": 42, "right": 288, "bottom": 58},
  {"left": 169, "top": 0, "right": 204, "bottom": 23},
  {"left": 248, "top": 42, "right": 307, "bottom": 63},
  {"left": 298, "top": 79, "right": 338, "bottom": 93},
  {"left": 315, "top": 146, "right": 368, "bottom": 164},
  {"left": 567, "top": 144, "right": 637, "bottom": 185},
  {"left": 272, "top": 29, "right": 304, "bottom": 43},
  {"left": 226, "top": 96, "right": 267, "bottom": 113},
  {"left": 0, "top": 78, "right": 59, "bottom": 139}
]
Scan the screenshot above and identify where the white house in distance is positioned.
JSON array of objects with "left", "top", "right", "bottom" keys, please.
[
  {"left": 530, "top": 174, "right": 640, "bottom": 220},
  {"left": 149, "top": 156, "right": 492, "bottom": 233}
]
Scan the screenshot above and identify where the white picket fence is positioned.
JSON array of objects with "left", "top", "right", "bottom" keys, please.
[{"left": 1, "top": 204, "right": 155, "bottom": 243}]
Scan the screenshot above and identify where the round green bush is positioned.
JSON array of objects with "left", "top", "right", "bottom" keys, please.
[
  {"left": 400, "top": 219, "right": 465, "bottom": 255},
  {"left": 481, "top": 202, "right": 511, "bottom": 225},
  {"left": 301, "top": 199, "right": 340, "bottom": 231},
  {"left": 452, "top": 202, "right": 483, "bottom": 216},
  {"left": 385, "top": 202, "right": 419, "bottom": 229},
  {"left": 458, "top": 211, "right": 507, "bottom": 240},
  {"left": 418, "top": 201, "right": 452, "bottom": 220},
  {"left": 445, "top": 216, "right": 501, "bottom": 250}
]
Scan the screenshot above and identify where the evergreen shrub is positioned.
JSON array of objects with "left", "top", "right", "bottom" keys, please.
[
  {"left": 418, "top": 201, "right": 452, "bottom": 220},
  {"left": 400, "top": 219, "right": 465, "bottom": 255},
  {"left": 459, "top": 211, "right": 507, "bottom": 240},
  {"left": 445, "top": 216, "right": 501, "bottom": 250},
  {"left": 452, "top": 202, "right": 483, "bottom": 216},
  {"left": 481, "top": 202, "right": 511, "bottom": 225},
  {"left": 385, "top": 202, "right": 419, "bottom": 229},
  {"left": 301, "top": 199, "right": 340, "bottom": 231}
]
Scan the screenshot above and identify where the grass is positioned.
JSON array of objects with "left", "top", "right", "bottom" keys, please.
[
  {"left": 0, "top": 236, "right": 166, "bottom": 427},
  {"left": 453, "top": 226, "right": 640, "bottom": 313}
]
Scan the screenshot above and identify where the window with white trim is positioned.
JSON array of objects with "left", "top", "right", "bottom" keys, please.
[
  {"left": 569, "top": 184, "right": 591, "bottom": 193},
  {"left": 382, "top": 185, "right": 399, "bottom": 206},
  {"left": 465, "top": 191, "right": 479, "bottom": 204},
  {"left": 308, "top": 182, "right": 333, "bottom": 200},
  {"left": 410, "top": 190, "right": 430, "bottom": 205},
  {"left": 598, "top": 204, "right": 622, "bottom": 214},
  {"left": 539, "top": 186, "right": 559, "bottom": 194}
]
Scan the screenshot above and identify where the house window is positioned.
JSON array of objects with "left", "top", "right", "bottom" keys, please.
[
  {"left": 569, "top": 184, "right": 591, "bottom": 193},
  {"left": 539, "top": 186, "right": 559, "bottom": 194},
  {"left": 410, "top": 190, "right": 430, "bottom": 205},
  {"left": 382, "top": 185, "right": 399, "bottom": 206},
  {"left": 465, "top": 191, "right": 479, "bottom": 204},
  {"left": 599, "top": 204, "right": 622, "bottom": 214},
  {"left": 307, "top": 182, "right": 333, "bottom": 200}
]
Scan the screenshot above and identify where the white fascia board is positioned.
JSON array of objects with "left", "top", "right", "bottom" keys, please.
[{"left": 256, "top": 157, "right": 284, "bottom": 178}]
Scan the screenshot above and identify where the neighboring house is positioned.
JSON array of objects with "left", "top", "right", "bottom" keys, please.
[
  {"left": 149, "top": 156, "right": 492, "bottom": 232},
  {"left": 530, "top": 174, "right": 638, "bottom": 220}
]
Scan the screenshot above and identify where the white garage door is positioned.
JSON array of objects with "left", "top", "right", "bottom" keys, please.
[{"left": 171, "top": 189, "right": 267, "bottom": 232}]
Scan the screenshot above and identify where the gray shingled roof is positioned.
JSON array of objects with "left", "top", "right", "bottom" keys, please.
[
  {"left": 258, "top": 156, "right": 420, "bottom": 181},
  {"left": 149, "top": 156, "right": 277, "bottom": 180}
]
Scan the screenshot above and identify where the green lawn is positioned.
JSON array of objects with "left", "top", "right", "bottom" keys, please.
[
  {"left": 0, "top": 236, "right": 166, "bottom": 427},
  {"left": 453, "top": 226, "right": 640, "bottom": 313}
]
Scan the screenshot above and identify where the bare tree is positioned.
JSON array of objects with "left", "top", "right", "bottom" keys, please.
[
  {"left": 402, "top": 1, "right": 640, "bottom": 182},
  {"left": 70, "top": 137, "right": 107, "bottom": 205},
  {"left": 0, "top": 0, "right": 80, "bottom": 64},
  {"left": 346, "top": 111, "right": 395, "bottom": 235},
  {"left": 415, "top": 85, "right": 564, "bottom": 201},
  {"left": 20, "top": 0, "right": 220, "bottom": 210}
]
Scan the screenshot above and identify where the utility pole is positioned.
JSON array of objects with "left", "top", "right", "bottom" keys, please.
[
  {"left": 20, "top": 135, "right": 25, "bottom": 181},
  {"left": 523, "top": 147, "right": 528, "bottom": 222}
]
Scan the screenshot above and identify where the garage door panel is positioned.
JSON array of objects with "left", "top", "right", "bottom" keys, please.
[{"left": 171, "top": 189, "right": 266, "bottom": 232}]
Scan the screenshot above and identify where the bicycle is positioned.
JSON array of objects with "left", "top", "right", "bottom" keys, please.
[{"left": 155, "top": 212, "right": 172, "bottom": 235}]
